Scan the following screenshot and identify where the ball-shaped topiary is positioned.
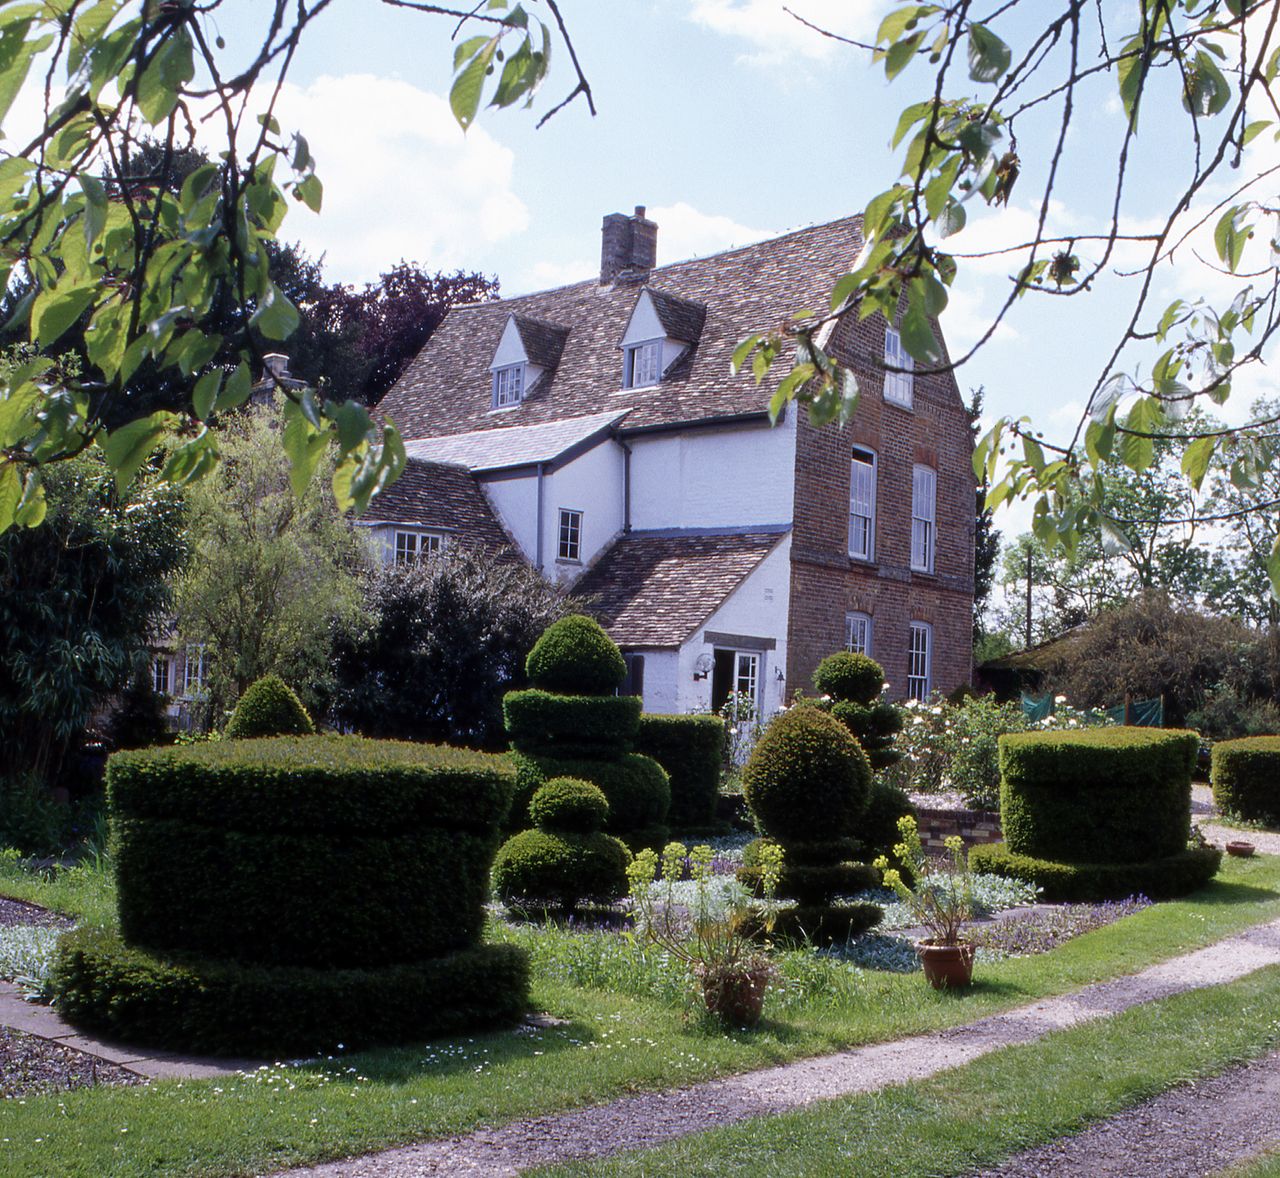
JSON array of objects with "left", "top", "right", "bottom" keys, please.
[
  {"left": 224, "top": 675, "right": 314, "bottom": 739},
  {"left": 742, "top": 707, "right": 872, "bottom": 844},
  {"left": 525, "top": 615, "right": 626, "bottom": 696},
  {"left": 529, "top": 777, "right": 610, "bottom": 833},
  {"left": 812, "top": 652, "right": 884, "bottom": 705}
]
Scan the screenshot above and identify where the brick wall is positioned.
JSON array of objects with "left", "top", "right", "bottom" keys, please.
[
  {"left": 915, "top": 805, "right": 1003, "bottom": 853},
  {"left": 786, "top": 307, "right": 975, "bottom": 700}
]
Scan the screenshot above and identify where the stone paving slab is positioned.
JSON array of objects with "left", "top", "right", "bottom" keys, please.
[{"left": 277, "top": 917, "right": 1280, "bottom": 1177}]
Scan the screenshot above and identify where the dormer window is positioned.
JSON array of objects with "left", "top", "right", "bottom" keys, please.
[
  {"left": 624, "top": 340, "right": 662, "bottom": 389},
  {"left": 492, "top": 363, "right": 525, "bottom": 409}
]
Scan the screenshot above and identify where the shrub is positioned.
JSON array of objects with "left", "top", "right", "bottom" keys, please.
[
  {"left": 812, "top": 652, "right": 884, "bottom": 703},
  {"left": 969, "top": 843, "right": 1221, "bottom": 902},
  {"left": 493, "top": 829, "right": 630, "bottom": 912},
  {"left": 509, "top": 752, "right": 670, "bottom": 838},
  {"left": 223, "top": 676, "right": 314, "bottom": 739},
  {"left": 998, "top": 726, "right": 1199, "bottom": 864},
  {"left": 51, "top": 927, "right": 528, "bottom": 1056},
  {"left": 107, "top": 736, "right": 514, "bottom": 968},
  {"left": 742, "top": 707, "right": 871, "bottom": 844},
  {"left": 1212, "top": 736, "right": 1280, "bottom": 824},
  {"left": 634, "top": 714, "right": 725, "bottom": 830},
  {"left": 525, "top": 615, "right": 626, "bottom": 695},
  {"left": 528, "top": 777, "right": 610, "bottom": 833},
  {"left": 503, "top": 690, "right": 640, "bottom": 759},
  {"left": 861, "top": 778, "right": 917, "bottom": 863}
]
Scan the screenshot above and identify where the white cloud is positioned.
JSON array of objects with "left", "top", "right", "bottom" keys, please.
[
  {"left": 523, "top": 258, "right": 597, "bottom": 290},
  {"left": 686, "top": 0, "right": 883, "bottom": 64},
  {"left": 218, "top": 74, "right": 529, "bottom": 285},
  {"left": 648, "top": 201, "right": 777, "bottom": 264}
]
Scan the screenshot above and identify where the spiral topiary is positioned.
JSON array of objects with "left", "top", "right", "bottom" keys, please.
[
  {"left": 525, "top": 615, "right": 627, "bottom": 695},
  {"left": 811, "top": 652, "right": 903, "bottom": 771},
  {"left": 224, "top": 675, "right": 314, "bottom": 739},
  {"left": 493, "top": 777, "right": 630, "bottom": 912},
  {"left": 738, "top": 706, "right": 881, "bottom": 942}
]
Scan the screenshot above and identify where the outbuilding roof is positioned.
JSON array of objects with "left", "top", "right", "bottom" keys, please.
[
  {"left": 361, "top": 458, "right": 515, "bottom": 553},
  {"left": 403, "top": 409, "right": 627, "bottom": 472}
]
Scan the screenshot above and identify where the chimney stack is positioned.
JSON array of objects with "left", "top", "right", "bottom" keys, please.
[{"left": 600, "top": 205, "right": 658, "bottom": 285}]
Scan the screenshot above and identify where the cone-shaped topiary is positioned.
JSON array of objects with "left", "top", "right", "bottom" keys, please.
[
  {"left": 811, "top": 652, "right": 903, "bottom": 771},
  {"left": 526, "top": 615, "right": 627, "bottom": 696},
  {"left": 224, "top": 675, "right": 314, "bottom": 739},
  {"left": 738, "top": 707, "right": 881, "bottom": 942},
  {"left": 493, "top": 777, "right": 630, "bottom": 912}
]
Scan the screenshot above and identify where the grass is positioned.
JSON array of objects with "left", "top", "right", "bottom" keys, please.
[
  {"left": 0, "top": 854, "right": 1277, "bottom": 1176},
  {"left": 538, "top": 964, "right": 1280, "bottom": 1176},
  {"left": 0, "top": 849, "right": 117, "bottom": 928}
]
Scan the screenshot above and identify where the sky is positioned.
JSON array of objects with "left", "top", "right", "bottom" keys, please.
[{"left": 15, "top": 1, "right": 1280, "bottom": 548}]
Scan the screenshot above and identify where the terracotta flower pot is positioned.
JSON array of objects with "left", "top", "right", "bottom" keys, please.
[
  {"left": 697, "top": 961, "right": 774, "bottom": 1027},
  {"left": 916, "top": 939, "right": 975, "bottom": 990},
  {"left": 1226, "top": 840, "right": 1256, "bottom": 858}
]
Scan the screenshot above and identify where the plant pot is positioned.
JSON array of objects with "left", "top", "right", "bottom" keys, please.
[
  {"left": 696, "top": 960, "right": 774, "bottom": 1027},
  {"left": 1226, "top": 840, "right": 1256, "bottom": 858},
  {"left": 916, "top": 939, "right": 975, "bottom": 990}
]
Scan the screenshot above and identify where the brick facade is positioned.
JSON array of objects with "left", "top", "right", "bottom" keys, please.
[{"left": 786, "top": 309, "right": 976, "bottom": 700}]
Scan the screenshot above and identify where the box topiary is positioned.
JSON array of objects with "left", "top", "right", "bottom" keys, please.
[
  {"left": 509, "top": 752, "right": 670, "bottom": 843},
  {"left": 861, "top": 778, "right": 917, "bottom": 864},
  {"left": 525, "top": 615, "right": 626, "bottom": 695},
  {"left": 969, "top": 842, "right": 1222, "bottom": 902},
  {"left": 812, "top": 652, "right": 885, "bottom": 704},
  {"left": 810, "top": 652, "right": 903, "bottom": 771},
  {"left": 504, "top": 690, "right": 641, "bottom": 759},
  {"left": 223, "top": 674, "right": 314, "bottom": 739},
  {"left": 51, "top": 735, "right": 528, "bottom": 1054},
  {"left": 493, "top": 777, "right": 630, "bottom": 912},
  {"left": 1211, "top": 736, "right": 1280, "bottom": 824},
  {"left": 998, "top": 726, "right": 1200, "bottom": 864},
  {"left": 634, "top": 713, "right": 725, "bottom": 830}
]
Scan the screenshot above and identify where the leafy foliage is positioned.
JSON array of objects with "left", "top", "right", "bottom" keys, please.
[
  {"left": 527, "top": 777, "right": 610, "bottom": 834},
  {"left": 1211, "top": 737, "right": 1280, "bottom": 826},
  {"left": 223, "top": 675, "right": 314, "bottom": 740},
  {"left": 525, "top": 615, "right": 627, "bottom": 696},
  {"left": 634, "top": 714, "right": 726, "bottom": 831},
  {"left": 330, "top": 545, "right": 568, "bottom": 748}
]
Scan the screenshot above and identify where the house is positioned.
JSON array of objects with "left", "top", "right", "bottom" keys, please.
[{"left": 369, "top": 207, "right": 976, "bottom": 718}]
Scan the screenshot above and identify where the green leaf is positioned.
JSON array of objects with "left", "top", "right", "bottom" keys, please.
[
  {"left": 1116, "top": 34, "right": 1146, "bottom": 128},
  {"left": 891, "top": 100, "right": 933, "bottom": 148},
  {"left": 0, "top": 462, "right": 20, "bottom": 531},
  {"left": 295, "top": 173, "right": 323, "bottom": 213},
  {"left": 884, "top": 32, "right": 924, "bottom": 81},
  {"left": 330, "top": 400, "right": 371, "bottom": 453},
  {"left": 451, "top": 35, "right": 499, "bottom": 130},
  {"left": 135, "top": 28, "right": 194, "bottom": 125},
  {"left": 80, "top": 173, "right": 108, "bottom": 249},
  {"left": 281, "top": 400, "right": 330, "bottom": 498},
  {"left": 1214, "top": 206, "right": 1251, "bottom": 273},
  {"left": 876, "top": 5, "right": 936, "bottom": 46},
  {"left": 249, "top": 284, "right": 300, "bottom": 341},
  {"left": 192, "top": 369, "right": 222, "bottom": 421},
  {"left": 967, "top": 23, "right": 1011, "bottom": 84},
  {"left": 31, "top": 285, "right": 96, "bottom": 348},
  {"left": 1180, "top": 434, "right": 1217, "bottom": 490},
  {"left": 935, "top": 199, "right": 966, "bottom": 237},
  {"left": 160, "top": 429, "right": 219, "bottom": 486},
  {"left": 1099, "top": 515, "right": 1133, "bottom": 557},
  {"left": 1022, "top": 435, "right": 1046, "bottom": 473},
  {"left": 1242, "top": 119, "right": 1271, "bottom": 146},
  {"left": 214, "top": 363, "right": 252, "bottom": 413},
  {"left": 900, "top": 294, "right": 942, "bottom": 364},
  {"left": 1267, "top": 535, "right": 1280, "bottom": 603},
  {"left": 102, "top": 410, "right": 176, "bottom": 492},
  {"left": 731, "top": 334, "right": 760, "bottom": 374}
]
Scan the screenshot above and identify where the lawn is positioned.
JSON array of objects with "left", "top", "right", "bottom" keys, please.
[{"left": 0, "top": 853, "right": 1278, "bottom": 1177}]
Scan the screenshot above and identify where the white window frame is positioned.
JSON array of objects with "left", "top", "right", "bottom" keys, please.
[
  {"left": 911, "top": 465, "right": 937, "bottom": 573},
  {"left": 848, "top": 446, "right": 877, "bottom": 560},
  {"left": 845, "top": 611, "right": 872, "bottom": 657},
  {"left": 558, "top": 508, "right": 583, "bottom": 562},
  {"left": 734, "top": 651, "right": 759, "bottom": 710},
  {"left": 908, "top": 621, "right": 932, "bottom": 701},
  {"left": 183, "top": 644, "right": 207, "bottom": 697},
  {"left": 624, "top": 339, "right": 663, "bottom": 389},
  {"left": 491, "top": 363, "right": 525, "bottom": 408},
  {"left": 153, "top": 655, "right": 172, "bottom": 697},
  {"left": 883, "top": 326, "right": 914, "bottom": 408},
  {"left": 394, "top": 530, "right": 443, "bottom": 565}
]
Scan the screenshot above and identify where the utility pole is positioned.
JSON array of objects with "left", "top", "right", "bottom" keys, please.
[{"left": 1025, "top": 545, "right": 1033, "bottom": 649}]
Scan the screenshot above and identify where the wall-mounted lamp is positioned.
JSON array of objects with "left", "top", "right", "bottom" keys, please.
[
  {"left": 693, "top": 653, "right": 715, "bottom": 681},
  {"left": 775, "top": 666, "right": 786, "bottom": 682}
]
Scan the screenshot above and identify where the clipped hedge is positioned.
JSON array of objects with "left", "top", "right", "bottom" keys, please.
[
  {"left": 224, "top": 675, "right": 314, "bottom": 739},
  {"left": 493, "top": 828, "right": 630, "bottom": 911},
  {"left": 509, "top": 751, "right": 670, "bottom": 838},
  {"left": 504, "top": 690, "right": 640, "bottom": 759},
  {"left": 969, "top": 842, "right": 1222, "bottom": 902},
  {"left": 812, "top": 652, "right": 884, "bottom": 703},
  {"left": 861, "top": 778, "right": 916, "bottom": 862},
  {"left": 1212, "top": 736, "right": 1280, "bottom": 824},
  {"left": 742, "top": 708, "right": 871, "bottom": 844},
  {"left": 51, "top": 927, "right": 528, "bottom": 1057},
  {"left": 528, "top": 777, "right": 610, "bottom": 833},
  {"left": 525, "top": 615, "right": 626, "bottom": 695},
  {"left": 634, "top": 713, "right": 725, "bottom": 830},
  {"left": 998, "top": 727, "right": 1199, "bottom": 864},
  {"left": 108, "top": 737, "right": 514, "bottom": 968}
]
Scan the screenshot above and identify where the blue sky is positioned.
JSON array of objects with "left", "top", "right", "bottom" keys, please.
[{"left": 147, "top": 4, "right": 1280, "bottom": 537}]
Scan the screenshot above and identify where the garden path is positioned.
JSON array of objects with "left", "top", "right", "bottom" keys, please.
[
  {"left": 277, "top": 915, "right": 1280, "bottom": 1177},
  {"left": 1193, "top": 785, "right": 1280, "bottom": 857}
]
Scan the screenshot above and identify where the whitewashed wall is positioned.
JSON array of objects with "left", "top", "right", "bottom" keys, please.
[
  {"left": 627, "top": 414, "right": 796, "bottom": 532},
  {"left": 633, "top": 651, "right": 681, "bottom": 714},
  {"left": 673, "top": 533, "right": 792, "bottom": 717}
]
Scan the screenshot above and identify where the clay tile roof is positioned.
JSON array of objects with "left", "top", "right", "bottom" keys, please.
[
  {"left": 404, "top": 409, "right": 627, "bottom": 471},
  {"left": 362, "top": 458, "right": 516, "bottom": 554},
  {"left": 513, "top": 314, "right": 569, "bottom": 370},
  {"left": 377, "top": 215, "right": 864, "bottom": 439},
  {"left": 645, "top": 287, "right": 706, "bottom": 344},
  {"left": 575, "top": 529, "right": 787, "bottom": 648}
]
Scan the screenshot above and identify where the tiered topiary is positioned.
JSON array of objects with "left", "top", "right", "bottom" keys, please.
[
  {"left": 970, "top": 727, "right": 1221, "bottom": 901},
  {"left": 223, "top": 674, "right": 314, "bottom": 738},
  {"left": 493, "top": 777, "right": 631, "bottom": 912},
  {"left": 812, "top": 652, "right": 903, "bottom": 771},
  {"left": 737, "top": 707, "right": 882, "bottom": 942},
  {"left": 1211, "top": 736, "right": 1280, "bottom": 825},
  {"left": 50, "top": 736, "right": 528, "bottom": 1056},
  {"left": 504, "top": 616, "right": 670, "bottom": 849},
  {"left": 635, "top": 713, "right": 727, "bottom": 831}
]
